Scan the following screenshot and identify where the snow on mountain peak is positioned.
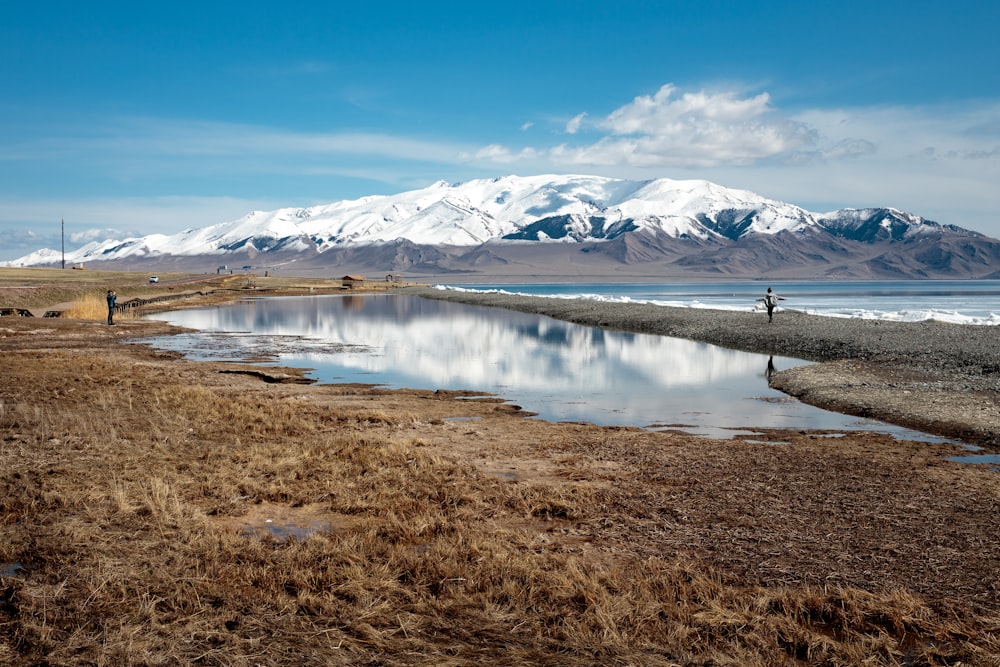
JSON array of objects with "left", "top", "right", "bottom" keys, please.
[{"left": 0, "top": 174, "right": 940, "bottom": 268}]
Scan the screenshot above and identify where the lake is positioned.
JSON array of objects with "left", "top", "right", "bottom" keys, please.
[
  {"left": 147, "top": 290, "right": 955, "bottom": 443},
  {"left": 433, "top": 279, "right": 1000, "bottom": 325}
]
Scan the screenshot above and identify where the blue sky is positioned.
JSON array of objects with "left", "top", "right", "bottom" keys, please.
[{"left": 2, "top": 0, "right": 999, "bottom": 261}]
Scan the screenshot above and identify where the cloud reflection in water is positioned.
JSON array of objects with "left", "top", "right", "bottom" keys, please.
[{"left": 149, "top": 293, "right": 944, "bottom": 441}]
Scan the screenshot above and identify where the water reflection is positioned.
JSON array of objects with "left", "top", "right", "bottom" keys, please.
[{"left": 148, "top": 294, "right": 946, "bottom": 441}]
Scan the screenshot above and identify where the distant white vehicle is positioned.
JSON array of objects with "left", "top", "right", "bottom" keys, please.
[{"left": 148, "top": 276, "right": 159, "bottom": 283}]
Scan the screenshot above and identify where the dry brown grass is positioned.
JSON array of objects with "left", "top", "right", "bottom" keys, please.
[
  {"left": 0, "top": 268, "right": 188, "bottom": 313},
  {"left": 0, "top": 266, "right": 394, "bottom": 315},
  {"left": 2, "top": 274, "right": 1000, "bottom": 665},
  {"left": 60, "top": 292, "right": 141, "bottom": 322}
]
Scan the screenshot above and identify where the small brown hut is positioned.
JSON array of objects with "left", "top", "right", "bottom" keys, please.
[{"left": 340, "top": 275, "right": 365, "bottom": 289}]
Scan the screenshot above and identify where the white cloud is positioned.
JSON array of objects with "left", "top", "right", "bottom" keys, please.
[
  {"left": 603, "top": 84, "right": 774, "bottom": 132},
  {"left": 69, "top": 227, "right": 135, "bottom": 244},
  {"left": 472, "top": 144, "right": 515, "bottom": 162},
  {"left": 472, "top": 86, "right": 1000, "bottom": 174},
  {"left": 476, "top": 84, "right": 819, "bottom": 169},
  {"left": 469, "top": 144, "right": 539, "bottom": 164},
  {"left": 566, "top": 84, "right": 816, "bottom": 166},
  {"left": 565, "top": 113, "right": 586, "bottom": 135}
]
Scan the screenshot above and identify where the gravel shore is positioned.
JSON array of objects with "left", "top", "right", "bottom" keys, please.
[{"left": 409, "top": 286, "right": 1000, "bottom": 449}]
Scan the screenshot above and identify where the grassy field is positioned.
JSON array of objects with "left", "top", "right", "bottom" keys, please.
[
  {"left": 0, "top": 267, "right": 408, "bottom": 316},
  {"left": 2, "top": 269, "right": 999, "bottom": 665}
]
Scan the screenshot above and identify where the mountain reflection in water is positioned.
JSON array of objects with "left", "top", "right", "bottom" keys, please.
[{"left": 148, "top": 293, "right": 946, "bottom": 441}]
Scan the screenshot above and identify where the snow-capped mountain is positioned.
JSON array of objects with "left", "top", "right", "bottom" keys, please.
[{"left": 6, "top": 174, "right": 998, "bottom": 280}]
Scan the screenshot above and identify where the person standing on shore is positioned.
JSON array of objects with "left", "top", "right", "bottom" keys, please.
[
  {"left": 758, "top": 287, "right": 785, "bottom": 323},
  {"left": 106, "top": 290, "right": 117, "bottom": 325}
]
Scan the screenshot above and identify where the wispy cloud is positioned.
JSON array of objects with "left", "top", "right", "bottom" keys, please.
[
  {"left": 564, "top": 113, "right": 586, "bottom": 135},
  {"left": 170, "top": 122, "right": 466, "bottom": 161},
  {"left": 1, "top": 116, "right": 477, "bottom": 174},
  {"left": 470, "top": 145, "right": 540, "bottom": 164}
]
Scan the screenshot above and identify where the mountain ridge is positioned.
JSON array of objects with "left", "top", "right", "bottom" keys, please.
[{"left": 6, "top": 174, "right": 998, "bottom": 280}]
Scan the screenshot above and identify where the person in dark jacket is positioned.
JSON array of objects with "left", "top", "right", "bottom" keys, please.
[
  {"left": 106, "top": 290, "right": 117, "bottom": 325},
  {"left": 758, "top": 287, "right": 785, "bottom": 323}
]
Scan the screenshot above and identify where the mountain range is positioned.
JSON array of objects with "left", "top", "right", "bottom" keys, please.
[{"left": 7, "top": 174, "right": 1000, "bottom": 280}]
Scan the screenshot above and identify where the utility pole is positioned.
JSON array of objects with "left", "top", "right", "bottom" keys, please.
[{"left": 61, "top": 218, "right": 65, "bottom": 269}]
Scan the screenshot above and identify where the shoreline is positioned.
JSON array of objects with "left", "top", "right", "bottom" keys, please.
[{"left": 409, "top": 286, "right": 1000, "bottom": 449}]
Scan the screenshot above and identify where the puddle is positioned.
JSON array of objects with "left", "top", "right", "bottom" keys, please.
[
  {"left": 217, "top": 503, "right": 362, "bottom": 542},
  {"left": 945, "top": 444, "right": 1000, "bottom": 471},
  {"left": 649, "top": 424, "right": 771, "bottom": 440},
  {"left": 0, "top": 563, "right": 21, "bottom": 578},
  {"left": 243, "top": 520, "right": 329, "bottom": 541},
  {"left": 443, "top": 416, "right": 481, "bottom": 422},
  {"left": 946, "top": 454, "right": 1000, "bottom": 471}
]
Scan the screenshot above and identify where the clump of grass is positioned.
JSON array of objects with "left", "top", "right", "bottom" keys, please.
[
  {"left": 62, "top": 291, "right": 137, "bottom": 321},
  {"left": 60, "top": 291, "right": 106, "bottom": 319}
]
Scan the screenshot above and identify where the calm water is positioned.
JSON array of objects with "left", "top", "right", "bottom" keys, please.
[
  {"left": 435, "top": 279, "right": 1000, "bottom": 325},
  {"left": 147, "top": 291, "right": 956, "bottom": 443}
]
